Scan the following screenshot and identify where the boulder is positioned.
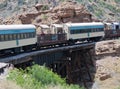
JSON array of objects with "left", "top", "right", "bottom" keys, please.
[{"left": 99, "top": 73, "right": 111, "bottom": 81}]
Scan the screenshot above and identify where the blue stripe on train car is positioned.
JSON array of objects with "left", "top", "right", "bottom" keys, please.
[
  {"left": 16, "top": 39, "right": 19, "bottom": 46},
  {"left": 69, "top": 25, "right": 104, "bottom": 30},
  {"left": 88, "top": 32, "right": 90, "bottom": 38},
  {"left": 0, "top": 29, "right": 35, "bottom": 35}
]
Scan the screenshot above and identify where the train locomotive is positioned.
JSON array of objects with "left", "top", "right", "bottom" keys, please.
[{"left": 0, "top": 22, "right": 120, "bottom": 54}]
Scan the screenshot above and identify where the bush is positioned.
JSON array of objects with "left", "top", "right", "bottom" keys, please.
[
  {"left": 7, "top": 68, "right": 41, "bottom": 89},
  {"left": 27, "top": 65, "right": 66, "bottom": 85},
  {"left": 7, "top": 64, "right": 83, "bottom": 89}
]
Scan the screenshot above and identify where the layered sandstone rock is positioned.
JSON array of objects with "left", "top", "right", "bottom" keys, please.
[{"left": 17, "top": 1, "right": 92, "bottom": 25}]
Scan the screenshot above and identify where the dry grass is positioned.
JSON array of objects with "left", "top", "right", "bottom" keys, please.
[{"left": 0, "top": 80, "right": 22, "bottom": 89}]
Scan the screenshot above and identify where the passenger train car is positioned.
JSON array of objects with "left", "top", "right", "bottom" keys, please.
[
  {"left": 0, "top": 24, "right": 37, "bottom": 53},
  {"left": 63, "top": 22, "right": 105, "bottom": 42}
]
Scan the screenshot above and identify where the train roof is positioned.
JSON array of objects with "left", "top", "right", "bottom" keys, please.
[
  {"left": 0, "top": 24, "right": 36, "bottom": 30},
  {"left": 64, "top": 22, "right": 104, "bottom": 30},
  {"left": 112, "top": 22, "right": 119, "bottom": 25},
  {"left": 64, "top": 22, "right": 104, "bottom": 27}
]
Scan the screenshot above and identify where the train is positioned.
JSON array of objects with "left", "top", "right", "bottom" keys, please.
[{"left": 0, "top": 22, "right": 120, "bottom": 54}]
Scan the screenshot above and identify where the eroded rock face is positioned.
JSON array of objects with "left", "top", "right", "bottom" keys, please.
[
  {"left": 1, "top": 1, "right": 92, "bottom": 25},
  {"left": 19, "top": 13, "right": 39, "bottom": 24},
  {"left": 52, "top": 1, "right": 92, "bottom": 23},
  {"left": 18, "top": 1, "right": 92, "bottom": 25}
]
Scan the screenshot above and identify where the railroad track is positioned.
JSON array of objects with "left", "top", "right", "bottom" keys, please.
[{"left": 0, "top": 41, "right": 94, "bottom": 59}]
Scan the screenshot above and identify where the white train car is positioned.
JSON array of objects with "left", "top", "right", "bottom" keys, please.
[
  {"left": 111, "top": 22, "right": 120, "bottom": 30},
  {"left": 0, "top": 24, "right": 37, "bottom": 53},
  {"left": 63, "top": 22, "right": 105, "bottom": 42}
]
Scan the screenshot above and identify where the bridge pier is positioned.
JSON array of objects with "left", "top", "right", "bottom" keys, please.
[{"left": 42, "top": 48, "right": 96, "bottom": 88}]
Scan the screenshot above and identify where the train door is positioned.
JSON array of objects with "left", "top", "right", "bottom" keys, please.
[
  {"left": 115, "top": 25, "right": 119, "bottom": 30},
  {"left": 112, "top": 23, "right": 118, "bottom": 34}
]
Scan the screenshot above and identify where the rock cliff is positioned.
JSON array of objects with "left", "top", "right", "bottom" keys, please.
[
  {"left": 0, "top": 1, "right": 92, "bottom": 25},
  {"left": 91, "top": 39, "right": 120, "bottom": 89}
]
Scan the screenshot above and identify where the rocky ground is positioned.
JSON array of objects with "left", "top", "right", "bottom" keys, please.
[
  {"left": 91, "top": 39, "right": 120, "bottom": 89},
  {"left": 0, "top": 63, "right": 22, "bottom": 89}
]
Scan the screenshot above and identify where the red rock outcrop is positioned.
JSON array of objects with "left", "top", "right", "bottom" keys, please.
[
  {"left": 52, "top": 1, "right": 92, "bottom": 23},
  {"left": 18, "top": 1, "right": 92, "bottom": 25},
  {"left": 1, "top": 1, "right": 92, "bottom": 25}
]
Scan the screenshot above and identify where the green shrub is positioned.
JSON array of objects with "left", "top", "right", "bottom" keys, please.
[
  {"left": 27, "top": 64, "right": 66, "bottom": 85},
  {"left": 7, "top": 64, "right": 82, "bottom": 89},
  {"left": 7, "top": 68, "right": 41, "bottom": 89}
]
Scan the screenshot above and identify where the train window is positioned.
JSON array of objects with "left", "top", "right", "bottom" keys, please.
[
  {"left": 70, "top": 30, "right": 73, "bottom": 34},
  {"left": 23, "top": 33, "right": 26, "bottom": 38},
  {"left": 21, "top": 34, "right": 24, "bottom": 39},
  {"left": 25, "top": 33, "right": 28, "bottom": 38},
  {"left": 93, "top": 29, "right": 96, "bottom": 32},
  {"left": 97, "top": 28, "right": 100, "bottom": 32},
  {"left": 97, "top": 29, "right": 100, "bottom": 32},
  {"left": 0, "top": 35, "right": 4, "bottom": 41},
  {"left": 84, "top": 29, "right": 88, "bottom": 33},
  {"left": 72, "top": 30, "right": 75, "bottom": 34},
  {"left": 76, "top": 30, "right": 78, "bottom": 33},
  {"left": 26, "top": 33, "right": 28, "bottom": 38},
  {"left": 26, "top": 33, "right": 29, "bottom": 38},
  {"left": 9, "top": 34, "right": 13, "bottom": 40},
  {"left": 5, "top": 34, "right": 9, "bottom": 41},
  {"left": 11, "top": 34, "right": 14, "bottom": 40},
  {"left": 19, "top": 34, "right": 21, "bottom": 39},
  {"left": 100, "top": 28, "right": 104, "bottom": 31},
  {"left": 17, "top": 34, "right": 20, "bottom": 39},
  {"left": 32, "top": 32, "right": 35, "bottom": 37},
  {"left": 81, "top": 30, "right": 83, "bottom": 33},
  {"left": 88, "top": 29, "right": 90, "bottom": 32},
  {"left": 30, "top": 33, "right": 34, "bottom": 38},
  {"left": 91, "top": 29, "right": 94, "bottom": 32},
  {"left": 1, "top": 35, "right": 5, "bottom": 41},
  {"left": 29, "top": 33, "right": 33, "bottom": 38},
  {"left": 14, "top": 34, "right": 17, "bottom": 40},
  {"left": 29, "top": 33, "right": 32, "bottom": 38},
  {"left": 25, "top": 33, "right": 27, "bottom": 38}
]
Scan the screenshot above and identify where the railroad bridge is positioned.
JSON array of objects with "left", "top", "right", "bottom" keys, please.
[{"left": 0, "top": 43, "right": 96, "bottom": 88}]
